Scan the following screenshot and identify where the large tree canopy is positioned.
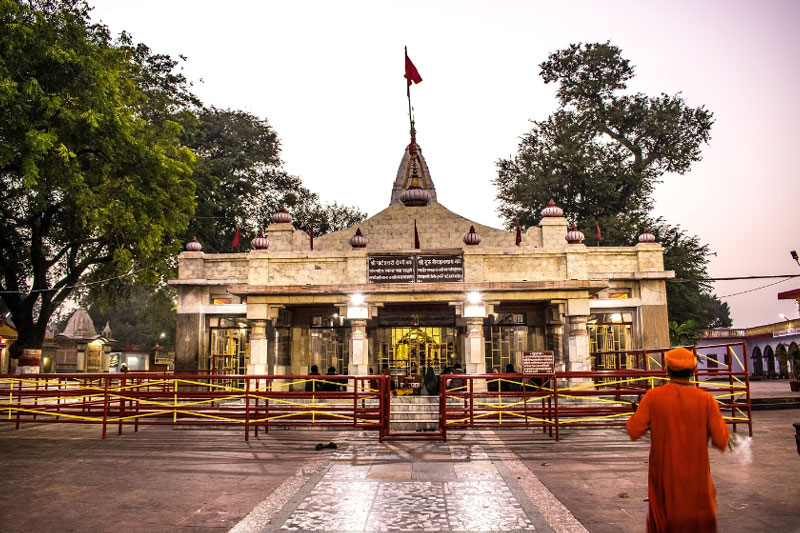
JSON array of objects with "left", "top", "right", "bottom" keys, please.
[
  {"left": 85, "top": 108, "right": 367, "bottom": 351},
  {"left": 180, "top": 107, "right": 366, "bottom": 252},
  {"left": 494, "top": 42, "right": 730, "bottom": 334},
  {"left": 0, "top": 0, "right": 197, "bottom": 357}
]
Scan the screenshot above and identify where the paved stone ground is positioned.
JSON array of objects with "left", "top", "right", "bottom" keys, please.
[
  {"left": 0, "top": 425, "right": 340, "bottom": 532},
  {"left": 237, "top": 431, "right": 564, "bottom": 532},
  {"left": 496, "top": 409, "right": 800, "bottom": 532},
  {"left": 0, "top": 387, "right": 798, "bottom": 532}
]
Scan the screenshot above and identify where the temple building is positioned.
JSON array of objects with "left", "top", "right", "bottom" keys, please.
[{"left": 170, "top": 133, "right": 672, "bottom": 380}]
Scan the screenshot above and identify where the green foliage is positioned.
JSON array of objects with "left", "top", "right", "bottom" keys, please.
[
  {"left": 0, "top": 0, "right": 197, "bottom": 356},
  {"left": 656, "top": 221, "right": 731, "bottom": 328},
  {"left": 180, "top": 107, "right": 366, "bottom": 252},
  {"left": 669, "top": 320, "right": 700, "bottom": 347},
  {"left": 494, "top": 42, "right": 730, "bottom": 329},
  {"left": 87, "top": 286, "right": 176, "bottom": 351}
]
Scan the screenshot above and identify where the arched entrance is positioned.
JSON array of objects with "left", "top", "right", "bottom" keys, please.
[
  {"left": 776, "top": 344, "right": 788, "bottom": 378},
  {"left": 765, "top": 346, "right": 776, "bottom": 377},
  {"left": 752, "top": 346, "right": 763, "bottom": 377}
]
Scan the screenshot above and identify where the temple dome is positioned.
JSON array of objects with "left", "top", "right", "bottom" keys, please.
[
  {"left": 61, "top": 308, "right": 98, "bottom": 339},
  {"left": 389, "top": 142, "right": 437, "bottom": 205}
]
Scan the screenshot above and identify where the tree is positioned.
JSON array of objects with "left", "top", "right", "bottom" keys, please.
[
  {"left": 0, "top": 0, "right": 197, "bottom": 359},
  {"left": 494, "top": 42, "right": 730, "bottom": 331},
  {"left": 82, "top": 109, "right": 366, "bottom": 350},
  {"left": 87, "top": 285, "right": 176, "bottom": 351},
  {"left": 180, "top": 107, "right": 366, "bottom": 252}
]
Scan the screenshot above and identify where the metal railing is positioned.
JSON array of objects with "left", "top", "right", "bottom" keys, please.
[
  {"left": 441, "top": 342, "right": 752, "bottom": 440},
  {"left": 1, "top": 342, "right": 752, "bottom": 441},
  {"left": 0, "top": 374, "right": 386, "bottom": 441}
]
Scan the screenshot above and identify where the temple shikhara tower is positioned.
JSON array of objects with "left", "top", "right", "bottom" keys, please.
[{"left": 169, "top": 128, "right": 672, "bottom": 379}]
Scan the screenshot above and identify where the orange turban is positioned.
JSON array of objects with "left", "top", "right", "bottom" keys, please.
[{"left": 665, "top": 347, "right": 697, "bottom": 371}]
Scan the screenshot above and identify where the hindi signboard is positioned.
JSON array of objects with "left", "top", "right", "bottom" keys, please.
[
  {"left": 367, "top": 255, "right": 414, "bottom": 283},
  {"left": 367, "top": 254, "right": 464, "bottom": 284},
  {"left": 522, "top": 351, "right": 554, "bottom": 374},
  {"left": 416, "top": 254, "right": 464, "bottom": 283}
]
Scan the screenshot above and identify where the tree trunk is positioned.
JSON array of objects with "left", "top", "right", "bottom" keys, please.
[{"left": 16, "top": 348, "right": 42, "bottom": 374}]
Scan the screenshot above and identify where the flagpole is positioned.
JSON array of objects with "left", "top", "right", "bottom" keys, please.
[{"left": 405, "top": 46, "right": 414, "bottom": 133}]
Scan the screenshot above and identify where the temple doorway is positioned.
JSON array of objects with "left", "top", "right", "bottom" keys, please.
[{"left": 373, "top": 326, "right": 458, "bottom": 377}]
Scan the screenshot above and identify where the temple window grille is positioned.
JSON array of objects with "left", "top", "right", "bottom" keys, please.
[
  {"left": 209, "top": 318, "right": 250, "bottom": 377},
  {"left": 485, "top": 314, "right": 527, "bottom": 372},
  {"left": 588, "top": 313, "right": 634, "bottom": 369}
]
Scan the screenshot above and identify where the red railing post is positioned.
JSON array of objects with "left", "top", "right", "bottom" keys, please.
[
  {"left": 15, "top": 379, "right": 22, "bottom": 430},
  {"left": 264, "top": 377, "right": 270, "bottom": 434},
  {"left": 134, "top": 377, "right": 140, "bottom": 433},
  {"left": 101, "top": 376, "right": 110, "bottom": 440},
  {"left": 553, "top": 375, "right": 560, "bottom": 442},
  {"left": 33, "top": 378, "right": 39, "bottom": 421},
  {"left": 55, "top": 377, "right": 62, "bottom": 419},
  {"left": 353, "top": 376, "right": 358, "bottom": 429},
  {"left": 244, "top": 377, "right": 251, "bottom": 441},
  {"left": 469, "top": 377, "right": 474, "bottom": 427},
  {"left": 742, "top": 341, "right": 753, "bottom": 436},
  {"left": 439, "top": 375, "right": 447, "bottom": 442},
  {"left": 254, "top": 377, "right": 259, "bottom": 438},
  {"left": 118, "top": 376, "right": 125, "bottom": 436}
]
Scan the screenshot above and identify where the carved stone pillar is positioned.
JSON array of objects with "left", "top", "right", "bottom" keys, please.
[
  {"left": 565, "top": 315, "right": 591, "bottom": 372},
  {"left": 348, "top": 319, "right": 368, "bottom": 377},
  {"left": 464, "top": 317, "right": 487, "bottom": 391},
  {"left": 247, "top": 319, "right": 268, "bottom": 375}
]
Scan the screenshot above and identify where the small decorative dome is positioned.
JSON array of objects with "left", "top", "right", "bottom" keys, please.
[
  {"left": 271, "top": 205, "right": 292, "bottom": 224},
  {"left": 541, "top": 199, "right": 564, "bottom": 218},
  {"left": 399, "top": 185, "right": 431, "bottom": 207},
  {"left": 638, "top": 228, "right": 656, "bottom": 243},
  {"left": 186, "top": 236, "right": 202, "bottom": 251},
  {"left": 349, "top": 228, "right": 368, "bottom": 248},
  {"left": 251, "top": 230, "right": 269, "bottom": 250},
  {"left": 463, "top": 225, "right": 481, "bottom": 246},
  {"left": 565, "top": 224, "right": 585, "bottom": 244}
]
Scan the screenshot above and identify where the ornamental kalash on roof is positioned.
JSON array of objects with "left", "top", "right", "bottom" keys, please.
[{"left": 390, "top": 125, "right": 437, "bottom": 207}]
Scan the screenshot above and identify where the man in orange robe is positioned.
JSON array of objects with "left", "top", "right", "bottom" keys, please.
[{"left": 627, "top": 347, "right": 729, "bottom": 532}]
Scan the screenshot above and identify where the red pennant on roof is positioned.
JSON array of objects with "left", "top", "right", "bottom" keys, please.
[
  {"left": 515, "top": 219, "right": 522, "bottom": 246},
  {"left": 231, "top": 226, "right": 241, "bottom": 249},
  {"left": 405, "top": 50, "right": 422, "bottom": 86},
  {"left": 596, "top": 222, "right": 603, "bottom": 244}
]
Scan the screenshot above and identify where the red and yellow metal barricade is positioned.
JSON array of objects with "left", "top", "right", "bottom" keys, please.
[
  {"left": 0, "top": 373, "right": 387, "bottom": 441},
  {"left": 1, "top": 342, "right": 752, "bottom": 442}
]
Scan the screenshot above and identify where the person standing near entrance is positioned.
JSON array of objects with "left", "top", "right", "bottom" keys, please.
[
  {"left": 306, "top": 365, "right": 321, "bottom": 392},
  {"left": 423, "top": 366, "right": 439, "bottom": 396},
  {"left": 626, "top": 347, "right": 729, "bottom": 532}
]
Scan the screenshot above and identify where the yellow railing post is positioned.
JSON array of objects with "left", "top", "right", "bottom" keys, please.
[{"left": 173, "top": 379, "right": 178, "bottom": 424}]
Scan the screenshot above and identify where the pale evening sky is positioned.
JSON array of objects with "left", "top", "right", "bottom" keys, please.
[{"left": 89, "top": 0, "right": 800, "bottom": 328}]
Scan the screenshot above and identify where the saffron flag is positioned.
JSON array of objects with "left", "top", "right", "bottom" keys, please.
[
  {"left": 515, "top": 219, "right": 522, "bottom": 246},
  {"left": 596, "top": 222, "right": 603, "bottom": 244},
  {"left": 414, "top": 219, "right": 420, "bottom": 249},
  {"left": 231, "top": 226, "right": 240, "bottom": 249},
  {"left": 405, "top": 50, "right": 422, "bottom": 86}
]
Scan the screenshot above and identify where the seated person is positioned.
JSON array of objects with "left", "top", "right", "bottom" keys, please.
[
  {"left": 306, "top": 364, "right": 321, "bottom": 392},
  {"left": 500, "top": 363, "right": 521, "bottom": 392}
]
